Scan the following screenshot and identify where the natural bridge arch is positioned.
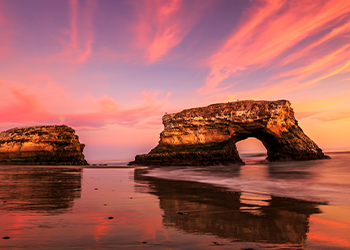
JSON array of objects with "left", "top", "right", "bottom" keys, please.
[{"left": 130, "top": 100, "right": 329, "bottom": 166}]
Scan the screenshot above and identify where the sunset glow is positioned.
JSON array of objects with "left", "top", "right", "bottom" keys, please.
[{"left": 1, "top": 0, "right": 350, "bottom": 161}]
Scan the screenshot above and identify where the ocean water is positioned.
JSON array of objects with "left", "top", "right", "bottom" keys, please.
[
  {"left": 0, "top": 152, "right": 349, "bottom": 249},
  {"left": 145, "top": 152, "right": 350, "bottom": 208}
]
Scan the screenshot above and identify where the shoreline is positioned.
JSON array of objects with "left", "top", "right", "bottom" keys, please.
[{"left": 1, "top": 150, "right": 349, "bottom": 167}]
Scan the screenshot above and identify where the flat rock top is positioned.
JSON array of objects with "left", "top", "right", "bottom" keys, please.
[
  {"left": 0, "top": 125, "right": 77, "bottom": 142},
  {"left": 1, "top": 125, "right": 72, "bottom": 134},
  {"left": 164, "top": 100, "right": 292, "bottom": 122}
]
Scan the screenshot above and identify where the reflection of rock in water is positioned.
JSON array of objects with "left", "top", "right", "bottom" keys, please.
[
  {"left": 0, "top": 166, "right": 81, "bottom": 214},
  {"left": 134, "top": 168, "right": 322, "bottom": 245}
]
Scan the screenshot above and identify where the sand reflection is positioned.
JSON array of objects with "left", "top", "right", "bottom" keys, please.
[{"left": 0, "top": 166, "right": 81, "bottom": 214}]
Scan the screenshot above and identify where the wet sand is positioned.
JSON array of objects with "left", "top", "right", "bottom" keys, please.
[{"left": 0, "top": 163, "right": 349, "bottom": 249}]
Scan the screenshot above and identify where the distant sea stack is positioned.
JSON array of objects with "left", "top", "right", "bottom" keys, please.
[
  {"left": 130, "top": 100, "right": 329, "bottom": 166},
  {"left": 0, "top": 125, "right": 88, "bottom": 165}
]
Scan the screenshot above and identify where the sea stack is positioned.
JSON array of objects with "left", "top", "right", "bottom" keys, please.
[
  {"left": 0, "top": 125, "right": 88, "bottom": 165},
  {"left": 130, "top": 100, "right": 329, "bottom": 166}
]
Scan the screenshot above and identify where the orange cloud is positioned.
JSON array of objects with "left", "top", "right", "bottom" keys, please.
[
  {"left": 301, "top": 59, "right": 350, "bottom": 88},
  {"left": 199, "top": 0, "right": 350, "bottom": 94},
  {"left": 292, "top": 93, "right": 350, "bottom": 120},
  {"left": 295, "top": 96, "right": 346, "bottom": 111},
  {"left": 316, "top": 111, "right": 350, "bottom": 122}
]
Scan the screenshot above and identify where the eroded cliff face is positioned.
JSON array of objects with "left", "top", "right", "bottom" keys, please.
[
  {"left": 131, "top": 100, "right": 328, "bottom": 166},
  {"left": 0, "top": 125, "right": 88, "bottom": 165}
]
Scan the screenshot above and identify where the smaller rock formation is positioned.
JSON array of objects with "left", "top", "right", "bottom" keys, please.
[
  {"left": 130, "top": 100, "right": 329, "bottom": 166},
  {"left": 0, "top": 125, "right": 88, "bottom": 165}
]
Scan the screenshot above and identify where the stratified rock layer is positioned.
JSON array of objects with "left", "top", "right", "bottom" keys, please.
[
  {"left": 131, "top": 100, "right": 329, "bottom": 166},
  {"left": 0, "top": 125, "right": 88, "bottom": 165}
]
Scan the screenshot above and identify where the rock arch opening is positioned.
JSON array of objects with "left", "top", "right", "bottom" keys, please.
[
  {"left": 236, "top": 137, "right": 267, "bottom": 163},
  {"left": 232, "top": 130, "right": 284, "bottom": 163}
]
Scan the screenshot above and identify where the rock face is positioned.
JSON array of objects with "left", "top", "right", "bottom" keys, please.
[
  {"left": 0, "top": 125, "right": 88, "bottom": 165},
  {"left": 130, "top": 100, "right": 328, "bottom": 166}
]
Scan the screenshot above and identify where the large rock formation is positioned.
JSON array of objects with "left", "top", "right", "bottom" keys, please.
[
  {"left": 130, "top": 100, "right": 329, "bottom": 166},
  {"left": 0, "top": 125, "right": 88, "bottom": 165}
]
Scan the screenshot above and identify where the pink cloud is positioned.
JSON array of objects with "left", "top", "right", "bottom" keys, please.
[
  {"left": 93, "top": 0, "right": 212, "bottom": 64},
  {"left": 279, "top": 19, "right": 350, "bottom": 68},
  {"left": 254, "top": 55, "right": 350, "bottom": 99},
  {"left": 133, "top": 0, "right": 209, "bottom": 63},
  {"left": 62, "top": 92, "right": 171, "bottom": 129},
  {"left": 48, "top": 0, "right": 96, "bottom": 64},
  {"left": 198, "top": 0, "right": 350, "bottom": 94},
  {"left": 144, "top": 0, "right": 183, "bottom": 63},
  {"left": 276, "top": 44, "right": 350, "bottom": 79},
  {"left": 0, "top": 79, "right": 171, "bottom": 130},
  {"left": 0, "top": 85, "right": 58, "bottom": 124}
]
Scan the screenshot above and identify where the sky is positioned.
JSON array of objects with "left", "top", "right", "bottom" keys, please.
[{"left": 1, "top": 0, "right": 350, "bottom": 162}]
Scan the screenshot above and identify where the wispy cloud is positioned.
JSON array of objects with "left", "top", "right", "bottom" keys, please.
[
  {"left": 279, "top": 19, "right": 350, "bottom": 67},
  {"left": 133, "top": 0, "right": 208, "bottom": 63},
  {"left": 276, "top": 44, "right": 350, "bottom": 79},
  {"left": 50, "top": 0, "right": 96, "bottom": 64},
  {"left": 0, "top": 2, "right": 13, "bottom": 58},
  {"left": 70, "top": 0, "right": 78, "bottom": 49},
  {"left": 292, "top": 93, "right": 350, "bottom": 120},
  {"left": 316, "top": 111, "right": 350, "bottom": 122},
  {"left": 199, "top": 0, "right": 350, "bottom": 94}
]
